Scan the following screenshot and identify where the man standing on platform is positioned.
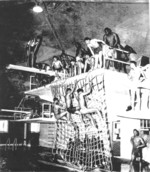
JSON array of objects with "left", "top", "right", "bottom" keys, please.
[
  {"left": 26, "top": 35, "right": 42, "bottom": 68},
  {"left": 129, "top": 129, "right": 145, "bottom": 172},
  {"left": 52, "top": 56, "right": 63, "bottom": 72}
]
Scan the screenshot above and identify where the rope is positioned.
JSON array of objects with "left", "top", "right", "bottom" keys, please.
[
  {"left": 54, "top": 119, "right": 111, "bottom": 170},
  {"left": 42, "top": 1, "right": 64, "bottom": 51}
]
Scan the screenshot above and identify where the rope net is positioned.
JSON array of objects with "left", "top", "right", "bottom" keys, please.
[
  {"left": 54, "top": 120, "right": 112, "bottom": 171},
  {"left": 39, "top": 71, "right": 112, "bottom": 171}
]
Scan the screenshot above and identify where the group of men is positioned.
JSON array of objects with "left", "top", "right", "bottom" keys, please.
[
  {"left": 52, "top": 80, "right": 102, "bottom": 128},
  {"left": 74, "top": 27, "right": 136, "bottom": 75},
  {"left": 26, "top": 27, "right": 137, "bottom": 77}
]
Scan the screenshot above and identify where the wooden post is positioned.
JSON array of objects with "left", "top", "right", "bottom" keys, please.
[
  {"left": 24, "top": 123, "right": 27, "bottom": 146},
  {"left": 0, "top": 0, "right": 148, "bottom": 3}
]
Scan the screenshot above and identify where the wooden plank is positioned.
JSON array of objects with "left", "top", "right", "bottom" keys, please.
[
  {"left": 39, "top": 143, "right": 55, "bottom": 148},
  {"left": 11, "top": 117, "right": 56, "bottom": 123},
  {"left": 0, "top": 0, "right": 148, "bottom": 3},
  {"left": 38, "top": 160, "right": 82, "bottom": 172},
  {"left": 0, "top": 144, "right": 23, "bottom": 146},
  {"left": 6, "top": 64, "right": 56, "bottom": 76},
  {"left": 0, "top": 115, "right": 14, "bottom": 118},
  {"left": 114, "top": 48, "right": 129, "bottom": 53},
  {"left": 39, "top": 140, "right": 55, "bottom": 144},
  {"left": 1, "top": 109, "right": 31, "bottom": 114},
  {"left": 51, "top": 0, "right": 149, "bottom": 2},
  {"left": 105, "top": 58, "right": 130, "bottom": 65},
  {"left": 118, "top": 111, "right": 150, "bottom": 120}
]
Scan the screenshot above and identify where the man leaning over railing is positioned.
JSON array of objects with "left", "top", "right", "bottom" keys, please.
[
  {"left": 84, "top": 37, "right": 104, "bottom": 69},
  {"left": 103, "top": 27, "right": 120, "bottom": 69}
]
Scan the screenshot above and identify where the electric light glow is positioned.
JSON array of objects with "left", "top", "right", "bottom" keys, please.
[{"left": 33, "top": 5, "right": 43, "bottom": 13}]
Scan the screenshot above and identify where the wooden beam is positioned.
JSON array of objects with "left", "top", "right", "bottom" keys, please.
[
  {"left": 1, "top": 109, "right": 31, "bottom": 114},
  {"left": 12, "top": 117, "right": 56, "bottom": 123},
  {"left": 105, "top": 58, "right": 130, "bottom": 65},
  {"left": 0, "top": 115, "right": 15, "bottom": 118},
  {"left": 47, "top": 0, "right": 149, "bottom": 2},
  {"left": 118, "top": 110, "right": 150, "bottom": 120},
  {"left": 6, "top": 64, "right": 56, "bottom": 76},
  {"left": 0, "top": 0, "right": 148, "bottom": 3},
  {"left": 38, "top": 160, "right": 83, "bottom": 172}
]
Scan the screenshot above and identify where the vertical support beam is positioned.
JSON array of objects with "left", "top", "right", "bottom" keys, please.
[
  {"left": 24, "top": 123, "right": 27, "bottom": 146},
  {"left": 149, "top": 0, "right": 150, "bottom": 30}
]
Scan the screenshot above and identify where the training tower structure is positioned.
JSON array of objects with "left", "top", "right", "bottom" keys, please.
[
  {"left": 2, "top": 62, "right": 150, "bottom": 171},
  {"left": 24, "top": 68, "right": 113, "bottom": 172},
  {"left": 1, "top": 65, "right": 114, "bottom": 171}
]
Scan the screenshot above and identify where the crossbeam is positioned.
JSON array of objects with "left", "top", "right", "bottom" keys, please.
[
  {"left": 114, "top": 48, "right": 129, "bottom": 54},
  {"left": 0, "top": 0, "right": 148, "bottom": 3},
  {"left": 105, "top": 57, "right": 130, "bottom": 65},
  {"left": 1, "top": 109, "right": 31, "bottom": 114},
  {"left": 118, "top": 110, "right": 150, "bottom": 120},
  {"left": 6, "top": 64, "right": 56, "bottom": 76},
  {"left": 12, "top": 117, "right": 56, "bottom": 123},
  {"left": 0, "top": 115, "right": 14, "bottom": 118}
]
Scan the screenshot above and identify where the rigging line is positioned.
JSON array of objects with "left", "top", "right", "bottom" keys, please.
[
  {"left": 53, "top": 3, "right": 66, "bottom": 14},
  {"left": 42, "top": 0, "right": 65, "bottom": 51}
]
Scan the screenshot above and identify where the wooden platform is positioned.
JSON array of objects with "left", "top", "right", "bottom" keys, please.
[
  {"left": 38, "top": 159, "right": 111, "bottom": 172},
  {"left": 117, "top": 110, "right": 150, "bottom": 120},
  {"left": 25, "top": 68, "right": 105, "bottom": 98},
  {"left": 11, "top": 117, "right": 56, "bottom": 123},
  {"left": 1, "top": 109, "right": 31, "bottom": 114},
  {"left": 38, "top": 160, "right": 82, "bottom": 172},
  {"left": 6, "top": 64, "right": 56, "bottom": 76}
]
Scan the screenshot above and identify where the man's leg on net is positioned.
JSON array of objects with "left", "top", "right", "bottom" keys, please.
[
  {"left": 56, "top": 111, "right": 69, "bottom": 120},
  {"left": 80, "top": 108, "right": 102, "bottom": 127}
]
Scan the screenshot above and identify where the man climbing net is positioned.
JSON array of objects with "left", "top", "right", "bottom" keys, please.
[{"left": 76, "top": 80, "right": 103, "bottom": 128}]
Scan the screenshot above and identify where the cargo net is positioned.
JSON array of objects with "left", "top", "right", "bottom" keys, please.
[
  {"left": 54, "top": 119, "right": 112, "bottom": 171},
  {"left": 43, "top": 72, "right": 112, "bottom": 171}
]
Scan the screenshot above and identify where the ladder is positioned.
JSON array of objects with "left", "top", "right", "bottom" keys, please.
[
  {"left": 42, "top": 103, "right": 51, "bottom": 118},
  {"left": 30, "top": 75, "right": 38, "bottom": 90}
]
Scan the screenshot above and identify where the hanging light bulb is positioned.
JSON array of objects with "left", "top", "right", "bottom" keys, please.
[{"left": 33, "top": 4, "right": 43, "bottom": 13}]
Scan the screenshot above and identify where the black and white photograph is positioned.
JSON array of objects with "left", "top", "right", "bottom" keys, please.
[{"left": 0, "top": 0, "right": 149, "bottom": 171}]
